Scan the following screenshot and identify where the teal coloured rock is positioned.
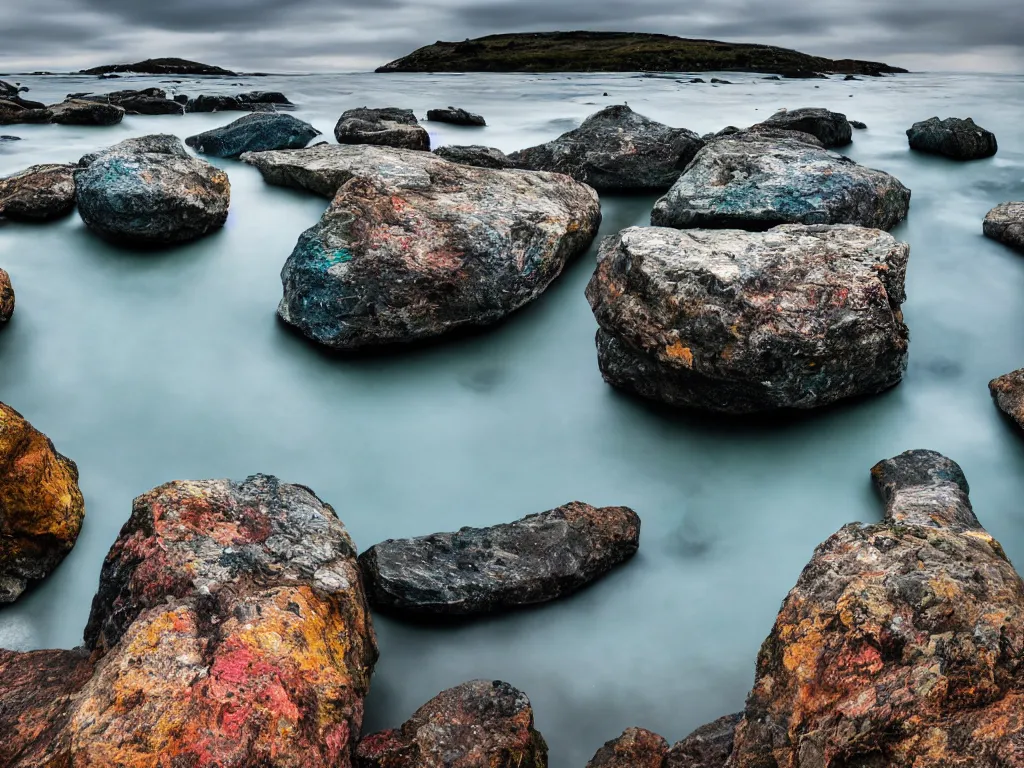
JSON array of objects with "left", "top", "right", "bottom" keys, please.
[{"left": 186, "top": 113, "right": 320, "bottom": 158}]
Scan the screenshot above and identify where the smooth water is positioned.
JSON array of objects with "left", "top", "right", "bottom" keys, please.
[{"left": 2, "top": 70, "right": 1024, "bottom": 766}]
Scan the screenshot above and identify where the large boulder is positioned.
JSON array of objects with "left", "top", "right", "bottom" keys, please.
[
  {"left": 586, "top": 728, "right": 668, "bottom": 768},
  {"left": 334, "top": 107, "right": 430, "bottom": 151},
  {"left": 990, "top": 368, "right": 1024, "bottom": 431},
  {"left": 0, "top": 163, "right": 77, "bottom": 221},
  {"left": 586, "top": 225, "right": 910, "bottom": 413},
  {"left": 355, "top": 680, "right": 547, "bottom": 768},
  {"left": 79, "top": 132, "right": 189, "bottom": 166},
  {"left": 433, "top": 144, "right": 515, "bottom": 169},
  {"left": 508, "top": 104, "right": 704, "bottom": 191},
  {"left": 186, "top": 113, "right": 321, "bottom": 158},
  {"left": 47, "top": 99, "right": 125, "bottom": 126},
  {"left": 0, "top": 402, "right": 85, "bottom": 603},
  {"left": 251, "top": 145, "right": 600, "bottom": 348},
  {"left": 75, "top": 136, "right": 230, "bottom": 245},
  {"left": 359, "top": 501, "right": 640, "bottom": 616},
  {"left": 67, "top": 87, "right": 185, "bottom": 115},
  {"left": 426, "top": 106, "right": 486, "bottom": 126},
  {"left": 186, "top": 91, "right": 294, "bottom": 113},
  {"left": 984, "top": 201, "right": 1024, "bottom": 252},
  {"left": 652, "top": 133, "right": 910, "bottom": 231},
  {"left": 0, "top": 268, "right": 13, "bottom": 322},
  {"left": 0, "top": 101, "right": 52, "bottom": 126},
  {"left": 754, "top": 107, "right": 853, "bottom": 147},
  {"left": 907, "top": 116, "right": 997, "bottom": 160}
]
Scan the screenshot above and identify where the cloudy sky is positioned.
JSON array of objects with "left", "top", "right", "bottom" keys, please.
[{"left": 1, "top": 0, "right": 1021, "bottom": 74}]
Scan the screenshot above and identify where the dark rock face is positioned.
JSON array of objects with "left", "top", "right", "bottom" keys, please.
[
  {"left": 0, "top": 402, "right": 85, "bottom": 603},
  {"left": 186, "top": 113, "right": 320, "bottom": 158},
  {"left": 359, "top": 501, "right": 639, "bottom": 615},
  {"left": 850, "top": 120, "right": 867, "bottom": 129},
  {"left": 652, "top": 134, "right": 911, "bottom": 231},
  {"left": 355, "top": 680, "right": 547, "bottom": 768},
  {"left": 47, "top": 99, "right": 125, "bottom": 126},
  {"left": 0, "top": 269, "right": 13, "bottom": 323},
  {"left": 76, "top": 137, "right": 230, "bottom": 245},
  {"left": 79, "top": 133, "right": 189, "bottom": 166},
  {"left": 665, "top": 714, "right": 742, "bottom": 768},
  {"left": 907, "top": 116, "right": 998, "bottom": 160},
  {"left": 984, "top": 201, "right": 1024, "bottom": 252},
  {"left": 587, "top": 728, "right": 668, "bottom": 768},
  {"left": 725, "top": 450, "right": 1024, "bottom": 767},
  {"left": 186, "top": 91, "right": 293, "bottom": 113},
  {"left": 990, "top": 368, "right": 1024, "bottom": 431},
  {"left": 67, "top": 87, "right": 185, "bottom": 115},
  {"left": 755, "top": 107, "right": 853, "bottom": 147},
  {"left": 247, "top": 144, "right": 600, "bottom": 348},
  {"left": 334, "top": 107, "right": 430, "bottom": 150},
  {"left": 508, "top": 105, "right": 704, "bottom": 192},
  {"left": 586, "top": 225, "right": 910, "bottom": 413},
  {"left": 79, "top": 57, "right": 237, "bottom": 76},
  {"left": 426, "top": 106, "right": 486, "bottom": 126},
  {"left": 0, "top": 163, "right": 77, "bottom": 221},
  {"left": 433, "top": 144, "right": 515, "bottom": 169}
]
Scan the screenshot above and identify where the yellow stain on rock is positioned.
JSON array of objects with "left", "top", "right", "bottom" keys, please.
[{"left": 664, "top": 341, "right": 694, "bottom": 367}]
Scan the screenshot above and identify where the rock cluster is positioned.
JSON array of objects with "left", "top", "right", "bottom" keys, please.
[
  {"left": 754, "top": 107, "right": 853, "bottom": 147},
  {"left": 67, "top": 87, "right": 185, "bottom": 115},
  {"left": 186, "top": 113, "right": 320, "bottom": 158},
  {"left": 907, "top": 116, "right": 998, "bottom": 160},
  {"left": 984, "top": 201, "right": 1024, "bottom": 252},
  {"left": 1, "top": 98, "right": 124, "bottom": 126},
  {"left": 335, "top": 107, "right": 430, "bottom": 151},
  {"left": 186, "top": 91, "right": 293, "bottom": 113},
  {"left": 433, "top": 144, "right": 515, "bottom": 169},
  {"left": 426, "top": 106, "right": 486, "bottom": 126},
  {"left": 0, "top": 163, "right": 77, "bottom": 221}
]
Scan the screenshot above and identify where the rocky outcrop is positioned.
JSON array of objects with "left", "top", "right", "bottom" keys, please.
[
  {"left": 433, "top": 144, "right": 515, "bottom": 169},
  {"left": 586, "top": 225, "right": 910, "bottom": 413},
  {"left": 67, "top": 87, "right": 185, "bottom": 115},
  {"left": 0, "top": 402, "right": 85, "bottom": 603},
  {"left": 0, "top": 80, "right": 44, "bottom": 110},
  {"left": 586, "top": 728, "right": 668, "bottom": 768},
  {"left": 0, "top": 268, "right": 13, "bottom": 322},
  {"left": 0, "top": 163, "right": 77, "bottom": 221},
  {"left": 79, "top": 133, "right": 188, "bottom": 166},
  {"left": 76, "top": 136, "right": 230, "bottom": 245},
  {"left": 355, "top": 680, "right": 547, "bottom": 768},
  {"left": 359, "top": 501, "right": 639, "bottom": 615},
  {"left": 79, "top": 57, "right": 238, "bottom": 76},
  {"left": 247, "top": 145, "right": 600, "bottom": 348},
  {"left": 334, "top": 107, "right": 430, "bottom": 151},
  {"left": 754, "top": 107, "right": 853, "bottom": 147},
  {"left": 907, "top": 116, "right": 998, "bottom": 160},
  {"left": 990, "top": 368, "right": 1024, "bottom": 431},
  {"left": 984, "top": 201, "right": 1024, "bottom": 252},
  {"left": 426, "top": 106, "right": 486, "bottom": 126},
  {"left": 652, "top": 133, "right": 910, "bottom": 231},
  {"left": 0, "top": 98, "right": 125, "bottom": 126},
  {"left": 508, "top": 105, "right": 704, "bottom": 191},
  {"left": 186, "top": 113, "right": 320, "bottom": 158},
  {"left": 186, "top": 91, "right": 293, "bottom": 113},
  {"left": 666, "top": 714, "right": 742, "bottom": 768}
]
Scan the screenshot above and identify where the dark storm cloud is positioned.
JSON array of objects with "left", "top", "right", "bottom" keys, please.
[{"left": 0, "top": 0, "right": 1021, "bottom": 73}]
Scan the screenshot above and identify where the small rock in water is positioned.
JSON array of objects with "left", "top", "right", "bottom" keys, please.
[
  {"left": 990, "top": 368, "right": 1024, "bottom": 430},
  {"left": 586, "top": 728, "right": 668, "bottom": 768},
  {"left": 907, "top": 116, "right": 997, "bottom": 160},
  {"left": 66, "top": 87, "right": 184, "bottom": 115},
  {"left": 0, "top": 135, "right": 21, "bottom": 141},
  {"left": 359, "top": 500, "right": 640, "bottom": 615},
  {"left": 755, "top": 106, "right": 853, "bottom": 147},
  {"left": 334, "top": 106, "right": 430, "bottom": 150},
  {"left": 983, "top": 201, "right": 1024, "bottom": 252},
  {"left": 762, "top": 75, "right": 782, "bottom": 80},
  {"left": 689, "top": 78, "right": 706, "bottom": 83},
  {"left": 0, "top": 269, "right": 13, "bottom": 322},
  {"left": 844, "top": 74, "right": 861, "bottom": 80},
  {"left": 426, "top": 106, "right": 486, "bottom": 126},
  {"left": 666, "top": 714, "right": 742, "bottom": 768},
  {"left": 0, "top": 163, "right": 77, "bottom": 221},
  {"left": 433, "top": 144, "right": 515, "bottom": 169},
  {"left": 709, "top": 78, "right": 731, "bottom": 84},
  {"left": 850, "top": 119, "right": 867, "bottom": 129},
  {"left": 185, "top": 112, "right": 320, "bottom": 158}
]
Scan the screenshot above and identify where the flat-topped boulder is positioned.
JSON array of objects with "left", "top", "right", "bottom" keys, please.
[
  {"left": 754, "top": 107, "right": 852, "bottom": 147},
  {"left": 652, "top": 133, "right": 910, "bottom": 231},
  {"left": 984, "top": 201, "right": 1024, "bottom": 252},
  {"left": 508, "top": 104, "right": 704, "bottom": 191},
  {"left": 78, "top": 57, "right": 237, "bottom": 76},
  {"left": 586, "top": 225, "right": 910, "bottom": 413},
  {"left": 186, "top": 113, "right": 320, "bottom": 158},
  {"left": 426, "top": 106, "right": 486, "bottom": 126},
  {"left": 433, "top": 144, "right": 514, "bottom": 169},
  {"left": 907, "top": 116, "right": 997, "bottom": 160},
  {"left": 67, "top": 87, "right": 185, "bottom": 115},
  {"left": 0, "top": 269, "right": 13, "bottom": 323},
  {"left": 79, "top": 133, "right": 188, "bottom": 166},
  {"left": 334, "top": 107, "right": 430, "bottom": 151},
  {"left": 990, "top": 368, "right": 1024, "bottom": 431},
  {"left": 0, "top": 163, "right": 77, "bottom": 222},
  {"left": 186, "top": 91, "right": 293, "bottom": 113}
]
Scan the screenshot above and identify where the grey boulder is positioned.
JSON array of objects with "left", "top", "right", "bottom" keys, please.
[
  {"left": 907, "top": 117, "right": 997, "bottom": 160},
  {"left": 433, "top": 144, "right": 515, "bottom": 169},
  {"left": 983, "top": 202, "right": 1024, "bottom": 252},
  {"left": 79, "top": 133, "right": 188, "bottom": 166},
  {"left": 755, "top": 107, "right": 853, "bottom": 147},
  {"left": 334, "top": 106, "right": 430, "bottom": 151},
  {"left": 185, "top": 113, "right": 320, "bottom": 158},
  {"left": 426, "top": 106, "right": 486, "bottom": 126}
]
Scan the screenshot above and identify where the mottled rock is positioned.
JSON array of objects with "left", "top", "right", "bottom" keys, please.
[
  {"left": 68, "top": 87, "right": 185, "bottom": 115},
  {"left": 665, "top": 714, "right": 741, "bottom": 768},
  {"left": 426, "top": 106, "right": 486, "bottom": 126},
  {"left": 508, "top": 105, "right": 703, "bottom": 191},
  {"left": 355, "top": 680, "right": 547, "bottom": 768},
  {"left": 79, "top": 132, "right": 189, "bottom": 166},
  {"left": 984, "top": 201, "right": 1024, "bottom": 252},
  {"left": 586, "top": 225, "right": 910, "bottom": 413},
  {"left": 0, "top": 268, "right": 13, "bottom": 322},
  {"left": 334, "top": 107, "right": 431, "bottom": 151},
  {"left": 433, "top": 144, "right": 514, "bottom": 169},
  {"left": 652, "top": 133, "right": 910, "bottom": 231},
  {"left": 0, "top": 402, "right": 85, "bottom": 603},
  {"left": 990, "top": 368, "right": 1024, "bottom": 431},
  {"left": 587, "top": 728, "right": 668, "bottom": 768},
  {"left": 47, "top": 99, "right": 125, "bottom": 126},
  {"left": 76, "top": 137, "right": 230, "bottom": 245},
  {"left": 755, "top": 107, "right": 853, "bottom": 147},
  {"left": 186, "top": 91, "right": 293, "bottom": 113},
  {"left": 907, "top": 116, "right": 997, "bottom": 160},
  {"left": 0, "top": 163, "right": 77, "bottom": 221},
  {"left": 359, "top": 501, "right": 639, "bottom": 615},
  {"left": 0, "top": 100, "right": 51, "bottom": 125},
  {"left": 186, "top": 113, "right": 320, "bottom": 158}
]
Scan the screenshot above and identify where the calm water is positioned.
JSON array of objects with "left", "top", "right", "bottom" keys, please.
[{"left": 2, "top": 70, "right": 1024, "bottom": 766}]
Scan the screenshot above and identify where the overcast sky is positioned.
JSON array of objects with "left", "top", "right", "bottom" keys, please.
[{"left": 1, "top": 0, "right": 1021, "bottom": 74}]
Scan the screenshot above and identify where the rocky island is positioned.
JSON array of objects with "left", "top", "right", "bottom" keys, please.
[{"left": 77, "top": 57, "right": 237, "bottom": 76}]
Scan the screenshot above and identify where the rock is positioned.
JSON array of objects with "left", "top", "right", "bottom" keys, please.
[
  {"left": 359, "top": 501, "right": 639, "bottom": 615},
  {"left": 185, "top": 113, "right": 320, "bottom": 158},
  {"left": 334, "top": 107, "right": 430, "bottom": 151},
  {"left": 781, "top": 70, "right": 828, "bottom": 79},
  {"left": 79, "top": 58, "right": 238, "bottom": 76},
  {"left": 762, "top": 75, "right": 782, "bottom": 80},
  {"left": 990, "top": 368, "right": 1024, "bottom": 430},
  {"left": 983, "top": 201, "right": 1024, "bottom": 252},
  {"left": 0, "top": 80, "right": 44, "bottom": 110},
  {"left": 907, "top": 116, "right": 998, "bottom": 160},
  {"left": 76, "top": 137, "right": 230, "bottom": 245},
  {"left": 844, "top": 74, "right": 861, "bottom": 80},
  {"left": 79, "top": 133, "right": 190, "bottom": 166},
  {"left": 587, "top": 728, "right": 668, "bottom": 768},
  {"left": 0, "top": 402, "right": 85, "bottom": 603},
  {"left": 355, "top": 680, "right": 547, "bottom": 768},
  {"left": 186, "top": 91, "right": 293, "bottom": 113},
  {"left": 433, "top": 144, "right": 515, "bottom": 169},
  {"left": 755, "top": 107, "right": 853, "bottom": 147},
  {"left": 0, "top": 135, "right": 21, "bottom": 141},
  {"left": 700, "top": 126, "right": 743, "bottom": 142},
  {"left": 67, "top": 87, "right": 185, "bottom": 115},
  {"left": 665, "top": 714, "right": 742, "bottom": 768},
  {"left": 0, "top": 268, "right": 13, "bottom": 322},
  {"left": 651, "top": 133, "right": 910, "bottom": 231},
  {"left": 709, "top": 78, "right": 731, "bottom": 84},
  {"left": 724, "top": 450, "right": 1024, "bottom": 767},
  {"left": 426, "top": 106, "right": 486, "bottom": 126},
  {"left": 508, "top": 105, "right": 704, "bottom": 192},
  {"left": 690, "top": 78, "right": 706, "bottom": 83},
  {"left": 0, "top": 163, "right": 77, "bottom": 221},
  {"left": 0, "top": 100, "right": 51, "bottom": 125},
  {"left": 47, "top": 99, "right": 125, "bottom": 126},
  {"left": 251, "top": 145, "right": 600, "bottom": 348},
  {"left": 850, "top": 119, "right": 867, "bottom": 129},
  {"left": 586, "top": 225, "right": 910, "bottom": 413}
]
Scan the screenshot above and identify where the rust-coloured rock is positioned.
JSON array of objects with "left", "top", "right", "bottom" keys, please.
[
  {"left": 587, "top": 727, "right": 668, "bottom": 768},
  {"left": 0, "top": 267, "right": 13, "bottom": 322},
  {"left": 990, "top": 368, "right": 1024, "bottom": 431},
  {"left": 0, "top": 163, "right": 77, "bottom": 221}
]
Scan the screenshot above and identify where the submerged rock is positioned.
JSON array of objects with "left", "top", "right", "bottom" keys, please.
[
  {"left": 433, "top": 144, "right": 515, "bottom": 169},
  {"left": 652, "top": 133, "right": 910, "bottom": 231},
  {"left": 426, "top": 106, "right": 486, "bottom": 126},
  {"left": 359, "top": 501, "right": 639, "bottom": 615},
  {"left": 67, "top": 87, "right": 185, "bottom": 115},
  {"left": 355, "top": 680, "right": 547, "bottom": 768},
  {"left": 586, "top": 728, "right": 668, "bottom": 768},
  {"left": 984, "top": 201, "right": 1024, "bottom": 252},
  {"left": 335, "top": 107, "right": 430, "bottom": 150},
  {"left": 186, "top": 91, "right": 293, "bottom": 113},
  {"left": 0, "top": 402, "right": 85, "bottom": 603},
  {"left": 76, "top": 137, "right": 230, "bottom": 245},
  {"left": 586, "top": 225, "right": 910, "bottom": 413},
  {"left": 666, "top": 714, "right": 742, "bottom": 768},
  {"left": 907, "top": 116, "right": 997, "bottom": 160},
  {"left": 990, "top": 368, "right": 1024, "bottom": 431},
  {"left": 79, "top": 133, "right": 188, "bottom": 166},
  {"left": 508, "top": 104, "right": 704, "bottom": 191},
  {"left": 0, "top": 268, "right": 13, "bottom": 322},
  {"left": 755, "top": 107, "right": 853, "bottom": 147},
  {"left": 0, "top": 163, "right": 77, "bottom": 221},
  {"left": 185, "top": 113, "right": 320, "bottom": 158}
]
